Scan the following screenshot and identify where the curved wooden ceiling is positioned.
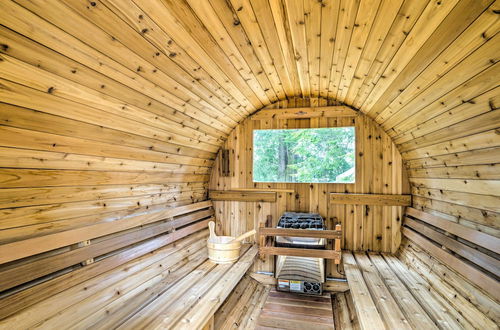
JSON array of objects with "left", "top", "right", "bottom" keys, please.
[
  {"left": 0, "top": 0, "right": 498, "bottom": 246},
  {"left": 3, "top": 0, "right": 497, "bottom": 137}
]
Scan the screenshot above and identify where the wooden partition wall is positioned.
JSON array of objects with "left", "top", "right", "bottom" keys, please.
[{"left": 209, "top": 98, "right": 410, "bottom": 274}]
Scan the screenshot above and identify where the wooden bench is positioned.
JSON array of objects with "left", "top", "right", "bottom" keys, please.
[
  {"left": 0, "top": 200, "right": 258, "bottom": 329},
  {"left": 342, "top": 207, "right": 500, "bottom": 329},
  {"left": 403, "top": 207, "right": 500, "bottom": 300}
]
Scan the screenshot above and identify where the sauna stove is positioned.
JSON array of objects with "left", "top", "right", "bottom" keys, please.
[{"left": 275, "top": 212, "right": 326, "bottom": 295}]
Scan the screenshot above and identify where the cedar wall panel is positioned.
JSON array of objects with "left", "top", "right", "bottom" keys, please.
[
  {"left": 209, "top": 98, "right": 410, "bottom": 274},
  {"left": 0, "top": 1, "right": 222, "bottom": 268}
]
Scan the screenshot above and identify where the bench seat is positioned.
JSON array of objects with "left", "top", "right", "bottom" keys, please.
[
  {"left": 0, "top": 230, "right": 257, "bottom": 329},
  {"left": 0, "top": 200, "right": 258, "bottom": 329},
  {"left": 120, "top": 244, "right": 258, "bottom": 329},
  {"left": 342, "top": 250, "right": 498, "bottom": 330}
]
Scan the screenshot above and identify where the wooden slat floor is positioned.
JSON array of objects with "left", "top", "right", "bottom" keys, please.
[
  {"left": 214, "top": 275, "right": 271, "bottom": 329},
  {"left": 256, "top": 289, "right": 335, "bottom": 330},
  {"left": 215, "top": 250, "right": 498, "bottom": 329}
]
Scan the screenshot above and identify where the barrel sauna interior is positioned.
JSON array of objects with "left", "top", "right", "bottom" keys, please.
[{"left": 0, "top": 0, "right": 498, "bottom": 329}]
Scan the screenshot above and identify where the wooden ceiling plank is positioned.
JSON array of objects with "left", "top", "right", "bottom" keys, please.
[
  {"left": 19, "top": 0, "right": 237, "bottom": 127},
  {"left": 206, "top": 0, "right": 280, "bottom": 103},
  {"left": 342, "top": 0, "right": 402, "bottom": 104},
  {"left": 0, "top": 54, "right": 223, "bottom": 148},
  {"left": 284, "top": 0, "right": 312, "bottom": 97},
  {"left": 227, "top": 0, "right": 290, "bottom": 99},
  {"left": 359, "top": 0, "right": 460, "bottom": 112},
  {"left": 101, "top": 0, "right": 245, "bottom": 117},
  {"left": 398, "top": 107, "right": 500, "bottom": 153},
  {"left": 326, "top": 0, "right": 360, "bottom": 100},
  {"left": 134, "top": 0, "right": 261, "bottom": 112},
  {"left": 0, "top": 27, "right": 227, "bottom": 140},
  {"left": 393, "top": 83, "right": 499, "bottom": 145},
  {"left": 370, "top": 0, "right": 496, "bottom": 121},
  {"left": 350, "top": 0, "right": 429, "bottom": 110},
  {"left": 0, "top": 77, "right": 220, "bottom": 153},
  {"left": 336, "top": 0, "right": 382, "bottom": 103},
  {"left": 268, "top": 0, "right": 303, "bottom": 95},
  {"left": 2, "top": 1, "right": 233, "bottom": 133},
  {"left": 304, "top": 0, "right": 322, "bottom": 96},
  {"left": 383, "top": 37, "right": 500, "bottom": 135},
  {"left": 318, "top": 0, "right": 340, "bottom": 99},
  {"left": 185, "top": 0, "right": 276, "bottom": 105},
  {"left": 251, "top": 105, "right": 357, "bottom": 119},
  {"left": 379, "top": 21, "right": 499, "bottom": 131}
]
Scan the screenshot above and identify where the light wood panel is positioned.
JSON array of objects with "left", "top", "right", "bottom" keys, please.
[
  {"left": 344, "top": 251, "right": 500, "bottom": 329},
  {"left": 214, "top": 275, "right": 270, "bottom": 330},
  {"left": 257, "top": 288, "right": 335, "bottom": 329},
  {"left": 209, "top": 190, "right": 277, "bottom": 202},
  {"left": 330, "top": 193, "right": 411, "bottom": 206},
  {"left": 398, "top": 238, "right": 500, "bottom": 326},
  {"left": 210, "top": 98, "right": 410, "bottom": 276},
  {"left": 1, "top": 0, "right": 497, "bottom": 247}
]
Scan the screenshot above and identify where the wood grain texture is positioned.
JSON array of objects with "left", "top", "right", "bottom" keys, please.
[
  {"left": 398, "top": 238, "right": 500, "bottom": 326},
  {"left": 402, "top": 227, "right": 500, "bottom": 302},
  {"left": 0, "top": 0, "right": 499, "bottom": 324},
  {"left": 209, "top": 190, "right": 277, "bottom": 202},
  {"left": 330, "top": 193, "right": 411, "bottom": 206},
  {"left": 210, "top": 98, "right": 410, "bottom": 276}
]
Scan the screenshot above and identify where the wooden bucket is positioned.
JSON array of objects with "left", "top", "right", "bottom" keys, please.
[
  {"left": 206, "top": 221, "right": 256, "bottom": 264},
  {"left": 207, "top": 236, "right": 241, "bottom": 264}
]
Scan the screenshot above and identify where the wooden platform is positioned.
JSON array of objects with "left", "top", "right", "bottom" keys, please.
[
  {"left": 214, "top": 276, "right": 271, "bottom": 329},
  {"left": 256, "top": 288, "right": 335, "bottom": 329},
  {"left": 342, "top": 251, "right": 499, "bottom": 329}
]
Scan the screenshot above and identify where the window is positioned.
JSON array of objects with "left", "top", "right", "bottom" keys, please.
[{"left": 253, "top": 127, "right": 355, "bottom": 183}]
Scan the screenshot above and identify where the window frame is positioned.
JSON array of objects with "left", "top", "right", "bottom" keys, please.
[{"left": 251, "top": 126, "right": 357, "bottom": 184}]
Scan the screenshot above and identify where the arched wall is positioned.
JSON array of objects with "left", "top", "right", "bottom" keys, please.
[{"left": 209, "top": 98, "right": 410, "bottom": 275}]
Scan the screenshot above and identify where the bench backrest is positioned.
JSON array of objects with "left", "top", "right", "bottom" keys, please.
[
  {"left": 403, "top": 207, "right": 500, "bottom": 301},
  {"left": 0, "top": 200, "right": 213, "bottom": 319}
]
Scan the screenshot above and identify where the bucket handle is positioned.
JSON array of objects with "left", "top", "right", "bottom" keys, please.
[
  {"left": 208, "top": 221, "right": 217, "bottom": 240},
  {"left": 231, "top": 229, "right": 256, "bottom": 243}
]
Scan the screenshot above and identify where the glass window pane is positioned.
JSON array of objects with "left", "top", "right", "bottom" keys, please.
[{"left": 253, "top": 127, "right": 355, "bottom": 183}]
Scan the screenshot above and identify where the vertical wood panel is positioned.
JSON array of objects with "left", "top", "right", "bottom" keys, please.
[{"left": 209, "top": 98, "right": 409, "bottom": 274}]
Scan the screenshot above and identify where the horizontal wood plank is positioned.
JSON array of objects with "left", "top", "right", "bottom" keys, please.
[
  {"left": 251, "top": 106, "right": 357, "bottom": 120},
  {"left": 406, "top": 207, "right": 499, "bottom": 253},
  {"left": 259, "top": 247, "right": 341, "bottom": 259},
  {"left": 403, "top": 227, "right": 500, "bottom": 302},
  {"left": 259, "top": 227, "right": 342, "bottom": 239},
  {"left": 404, "top": 217, "right": 500, "bottom": 276},
  {"left": 209, "top": 190, "right": 277, "bottom": 202},
  {"left": 0, "top": 201, "right": 212, "bottom": 264},
  {"left": 330, "top": 193, "right": 411, "bottom": 206}
]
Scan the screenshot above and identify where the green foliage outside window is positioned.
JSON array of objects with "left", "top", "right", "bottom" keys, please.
[{"left": 253, "top": 127, "right": 355, "bottom": 183}]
